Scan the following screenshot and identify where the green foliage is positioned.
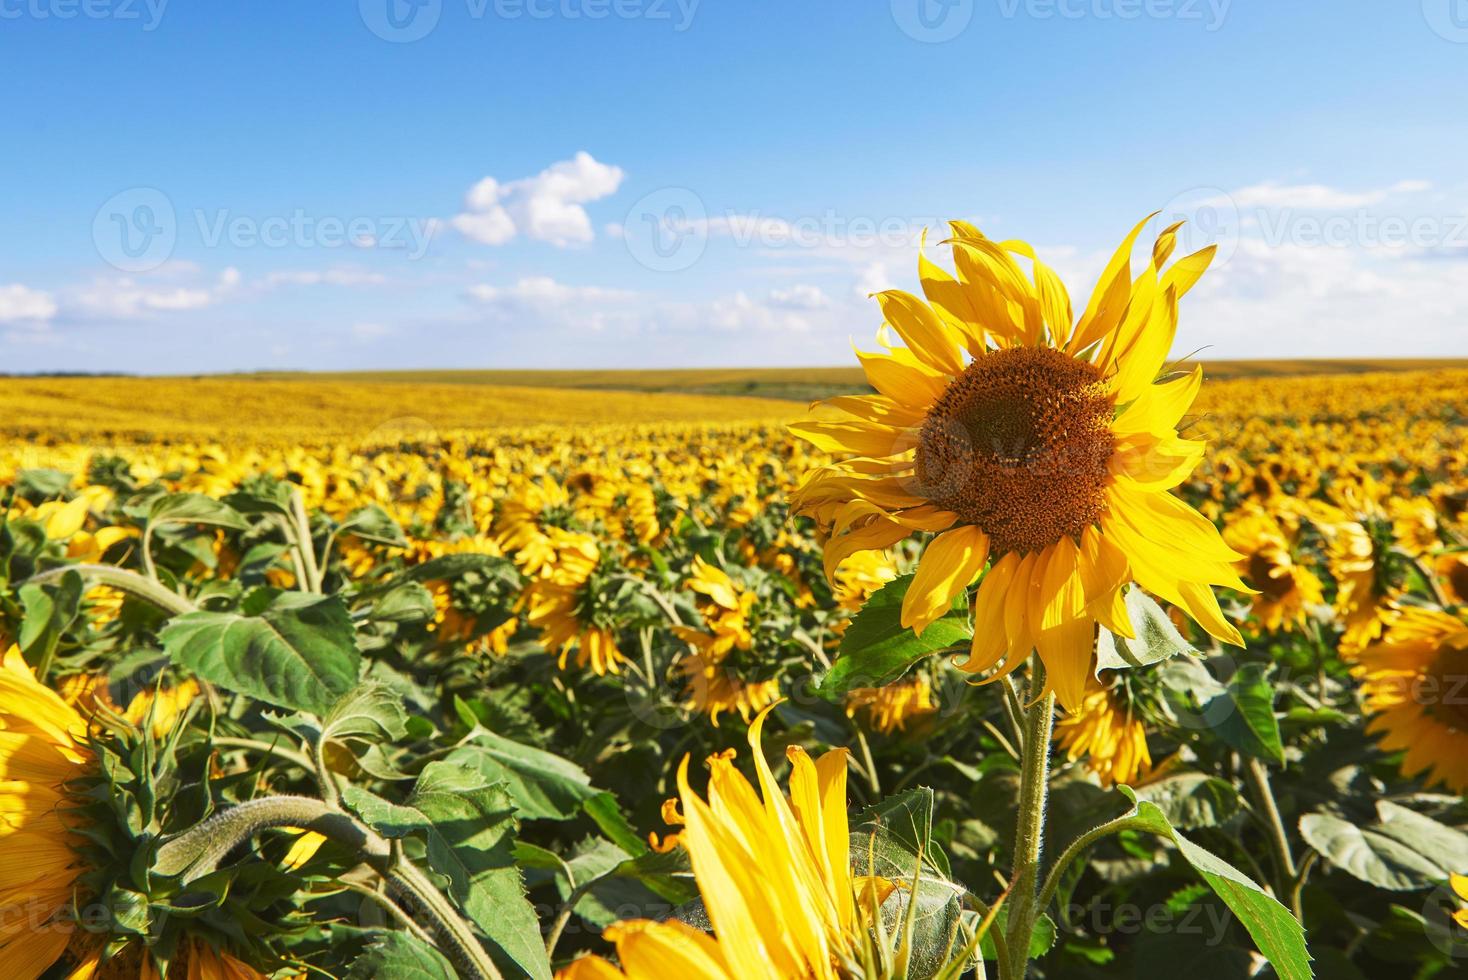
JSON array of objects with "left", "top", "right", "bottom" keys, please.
[{"left": 819, "top": 573, "right": 971, "bottom": 700}]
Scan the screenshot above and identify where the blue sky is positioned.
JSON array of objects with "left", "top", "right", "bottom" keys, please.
[{"left": 3, "top": 0, "right": 1466, "bottom": 372}]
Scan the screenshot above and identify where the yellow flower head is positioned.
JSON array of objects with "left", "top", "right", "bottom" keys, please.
[
  {"left": 0, "top": 645, "right": 93, "bottom": 978},
  {"left": 1352, "top": 608, "right": 1468, "bottom": 791},
  {"left": 1053, "top": 683, "right": 1152, "bottom": 788},
  {"left": 844, "top": 676, "right": 939, "bottom": 736},
  {"left": 1224, "top": 505, "right": 1324, "bottom": 633},
  {"left": 559, "top": 707, "right": 879, "bottom": 980},
  {"left": 791, "top": 216, "right": 1249, "bottom": 711}
]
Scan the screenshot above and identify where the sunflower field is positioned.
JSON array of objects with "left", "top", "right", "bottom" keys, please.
[{"left": 3, "top": 222, "right": 1467, "bottom": 980}]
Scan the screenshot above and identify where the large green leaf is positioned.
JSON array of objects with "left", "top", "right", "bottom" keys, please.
[
  {"left": 147, "top": 492, "right": 249, "bottom": 531},
  {"left": 1208, "top": 663, "right": 1284, "bottom": 764},
  {"left": 1136, "top": 773, "right": 1243, "bottom": 831},
  {"left": 1299, "top": 801, "right": 1468, "bottom": 891},
  {"left": 347, "top": 931, "right": 456, "bottom": 980},
  {"left": 344, "top": 774, "right": 553, "bottom": 980},
  {"left": 447, "top": 728, "right": 599, "bottom": 820},
  {"left": 161, "top": 593, "right": 360, "bottom": 715},
  {"left": 819, "top": 574, "right": 971, "bottom": 701},
  {"left": 337, "top": 504, "right": 408, "bottom": 547},
  {"left": 1094, "top": 589, "right": 1195, "bottom": 674},
  {"left": 411, "top": 764, "right": 553, "bottom": 980},
  {"left": 1116, "top": 786, "right": 1312, "bottom": 980},
  {"left": 19, "top": 569, "right": 82, "bottom": 658}
]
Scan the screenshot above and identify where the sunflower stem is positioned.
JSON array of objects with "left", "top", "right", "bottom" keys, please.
[
  {"left": 1244, "top": 755, "right": 1298, "bottom": 900},
  {"left": 154, "top": 795, "right": 503, "bottom": 980},
  {"left": 1003, "top": 662, "right": 1055, "bottom": 980},
  {"left": 25, "top": 562, "right": 197, "bottom": 617}
]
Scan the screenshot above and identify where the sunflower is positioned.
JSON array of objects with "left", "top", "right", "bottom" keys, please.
[
  {"left": 0, "top": 645, "right": 93, "bottom": 977},
  {"left": 1352, "top": 608, "right": 1468, "bottom": 791},
  {"left": 60, "top": 674, "right": 200, "bottom": 740},
  {"left": 790, "top": 217, "right": 1248, "bottom": 710},
  {"left": 523, "top": 529, "right": 629, "bottom": 675},
  {"left": 1223, "top": 505, "right": 1324, "bottom": 633},
  {"left": 672, "top": 557, "right": 756, "bottom": 659},
  {"left": 63, "top": 937, "right": 269, "bottom": 979},
  {"left": 831, "top": 551, "right": 901, "bottom": 614},
  {"left": 1434, "top": 552, "right": 1468, "bottom": 606},
  {"left": 1053, "top": 682, "right": 1152, "bottom": 787},
  {"left": 679, "top": 655, "right": 781, "bottom": 727},
  {"left": 558, "top": 707, "right": 890, "bottom": 979},
  {"left": 844, "top": 675, "right": 938, "bottom": 735}
]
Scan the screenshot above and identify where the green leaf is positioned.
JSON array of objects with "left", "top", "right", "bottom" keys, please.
[
  {"left": 161, "top": 593, "right": 360, "bottom": 716},
  {"left": 448, "top": 730, "right": 598, "bottom": 820},
  {"left": 406, "top": 552, "right": 518, "bottom": 584},
  {"left": 14, "top": 468, "right": 71, "bottom": 501},
  {"left": 365, "top": 581, "right": 435, "bottom": 624},
  {"left": 348, "top": 930, "right": 457, "bottom": 980},
  {"left": 19, "top": 569, "right": 83, "bottom": 657},
  {"left": 147, "top": 492, "right": 249, "bottom": 531},
  {"left": 979, "top": 908, "right": 1055, "bottom": 961},
  {"left": 1115, "top": 786, "right": 1313, "bottom": 980},
  {"left": 1136, "top": 773, "right": 1243, "bottom": 831},
  {"left": 1208, "top": 663, "right": 1284, "bottom": 764},
  {"left": 819, "top": 574, "right": 971, "bottom": 701},
  {"left": 1095, "top": 589, "right": 1195, "bottom": 674},
  {"left": 583, "top": 792, "right": 649, "bottom": 856},
  {"left": 856, "top": 787, "right": 951, "bottom": 879},
  {"left": 338, "top": 504, "right": 408, "bottom": 547},
  {"left": 1299, "top": 801, "right": 1468, "bottom": 891},
  {"left": 410, "top": 764, "right": 553, "bottom": 980},
  {"left": 322, "top": 682, "right": 409, "bottom": 744}
]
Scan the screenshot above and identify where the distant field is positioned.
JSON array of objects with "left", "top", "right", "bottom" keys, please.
[
  {"left": 245, "top": 359, "right": 1468, "bottom": 401},
  {"left": 0, "top": 376, "right": 798, "bottom": 446}
]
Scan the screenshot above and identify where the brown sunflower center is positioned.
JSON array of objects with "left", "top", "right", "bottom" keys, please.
[
  {"left": 1249, "top": 554, "right": 1296, "bottom": 601},
  {"left": 1426, "top": 642, "right": 1468, "bottom": 731},
  {"left": 914, "top": 346, "right": 1116, "bottom": 556}
]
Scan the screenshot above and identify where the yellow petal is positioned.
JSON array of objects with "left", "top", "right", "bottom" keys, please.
[{"left": 901, "top": 526, "right": 990, "bottom": 635}]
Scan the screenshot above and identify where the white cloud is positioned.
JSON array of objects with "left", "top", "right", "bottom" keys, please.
[
  {"left": 854, "top": 262, "right": 895, "bottom": 298},
  {"left": 768, "top": 284, "right": 830, "bottom": 310},
  {"left": 71, "top": 267, "right": 237, "bottom": 318},
  {"left": 1205, "top": 179, "right": 1432, "bottom": 211},
  {"left": 0, "top": 284, "right": 58, "bottom": 324},
  {"left": 453, "top": 152, "right": 625, "bottom": 247},
  {"left": 1181, "top": 238, "right": 1468, "bottom": 357},
  {"left": 261, "top": 267, "right": 388, "bottom": 289}
]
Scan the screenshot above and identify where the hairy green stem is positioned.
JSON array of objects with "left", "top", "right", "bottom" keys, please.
[
  {"left": 25, "top": 563, "right": 196, "bottom": 616},
  {"left": 1003, "top": 670, "right": 1055, "bottom": 980},
  {"left": 155, "top": 795, "right": 502, "bottom": 980}
]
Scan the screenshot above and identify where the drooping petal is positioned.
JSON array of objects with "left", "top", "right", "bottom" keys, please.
[{"left": 901, "top": 526, "right": 991, "bottom": 635}]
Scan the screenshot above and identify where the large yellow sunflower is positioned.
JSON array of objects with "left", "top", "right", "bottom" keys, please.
[
  {"left": 790, "top": 217, "right": 1248, "bottom": 710},
  {"left": 1352, "top": 607, "right": 1468, "bottom": 792},
  {"left": 558, "top": 707, "right": 889, "bottom": 979},
  {"left": 0, "top": 645, "right": 94, "bottom": 978}
]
